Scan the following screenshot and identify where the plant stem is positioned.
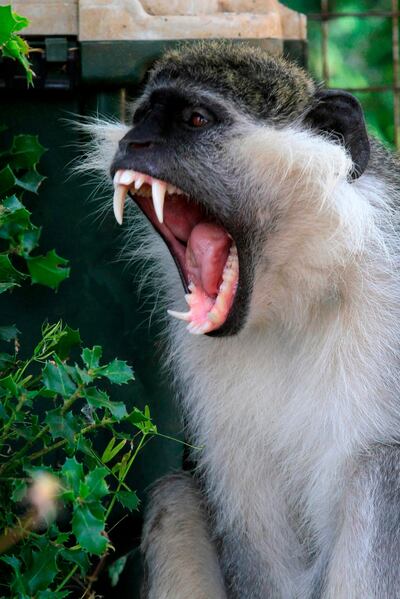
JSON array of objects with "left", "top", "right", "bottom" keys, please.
[
  {"left": 55, "top": 563, "right": 79, "bottom": 592},
  {"left": 105, "top": 433, "right": 147, "bottom": 522}
]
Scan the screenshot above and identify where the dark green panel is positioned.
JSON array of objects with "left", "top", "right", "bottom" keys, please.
[
  {"left": 81, "top": 37, "right": 309, "bottom": 85},
  {"left": 0, "top": 87, "right": 183, "bottom": 596}
]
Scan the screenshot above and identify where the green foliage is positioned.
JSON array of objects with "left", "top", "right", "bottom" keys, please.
[
  {"left": 0, "top": 321, "right": 157, "bottom": 595},
  {"left": 0, "top": 130, "right": 70, "bottom": 292},
  {"left": 286, "top": 0, "right": 396, "bottom": 147},
  {"left": 0, "top": 5, "right": 33, "bottom": 85}
]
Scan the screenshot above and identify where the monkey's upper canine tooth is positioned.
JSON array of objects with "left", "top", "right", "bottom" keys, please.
[
  {"left": 113, "top": 184, "right": 128, "bottom": 225},
  {"left": 113, "top": 170, "right": 123, "bottom": 185},
  {"left": 152, "top": 180, "right": 167, "bottom": 223},
  {"left": 119, "top": 170, "right": 136, "bottom": 186}
]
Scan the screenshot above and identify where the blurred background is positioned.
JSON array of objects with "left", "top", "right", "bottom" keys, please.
[{"left": 287, "top": 0, "right": 398, "bottom": 148}]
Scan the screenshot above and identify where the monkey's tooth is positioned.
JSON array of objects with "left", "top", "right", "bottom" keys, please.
[
  {"left": 113, "top": 170, "right": 123, "bottom": 185},
  {"left": 119, "top": 170, "right": 136, "bottom": 186},
  {"left": 167, "top": 309, "right": 191, "bottom": 322},
  {"left": 135, "top": 175, "right": 145, "bottom": 190},
  {"left": 152, "top": 180, "right": 167, "bottom": 223},
  {"left": 113, "top": 184, "right": 128, "bottom": 225},
  {"left": 167, "top": 184, "right": 176, "bottom": 195}
]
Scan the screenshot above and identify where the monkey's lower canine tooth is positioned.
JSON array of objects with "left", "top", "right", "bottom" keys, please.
[
  {"left": 119, "top": 170, "right": 136, "bottom": 186},
  {"left": 167, "top": 309, "right": 191, "bottom": 322},
  {"left": 113, "top": 184, "right": 128, "bottom": 225},
  {"left": 152, "top": 180, "right": 167, "bottom": 223}
]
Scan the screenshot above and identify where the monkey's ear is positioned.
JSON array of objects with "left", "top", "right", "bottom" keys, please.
[{"left": 304, "top": 90, "right": 370, "bottom": 180}]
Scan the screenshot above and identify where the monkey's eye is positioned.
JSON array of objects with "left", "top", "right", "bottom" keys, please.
[{"left": 182, "top": 107, "right": 213, "bottom": 129}]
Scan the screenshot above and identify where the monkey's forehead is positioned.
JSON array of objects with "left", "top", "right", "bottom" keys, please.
[{"left": 148, "top": 41, "right": 315, "bottom": 122}]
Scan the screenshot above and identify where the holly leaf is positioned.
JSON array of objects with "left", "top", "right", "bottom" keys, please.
[
  {"left": 10, "top": 135, "right": 46, "bottom": 170},
  {"left": 0, "top": 254, "right": 25, "bottom": 289},
  {"left": 42, "top": 361, "right": 76, "bottom": 396},
  {"left": 82, "top": 346, "right": 102, "bottom": 369},
  {"left": 0, "top": 6, "right": 29, "bottom": 44},
  {"left": 72, "top": 503, "right": 108, "bottom": 555},
  {"left": 116, "top": 490, "right": 139, "bottom": 512},
  {"left": 84, "top": 387, "right": 127, "bottom": 421},
  {"left": 0, "top": 324, "right": 19, "bottom": 342},
  {"left": 27, "top": 249, "right": 70, "bottom": 289},
  {"left": 61, "top": 456, "right": 84, "bottom": 498},
  {"left": 109, "top": 555, "right": 127, "bottom": 587},
  {"left": 45, "top": 408, "right": 79, "bottom": 446},
  {"left": 0, "top": 164, "right": 16, "bottom": 194},
  {"left": 60, "top": 548, "right": 89, "bottom": 576},
  {"left": 95, "top": 359, "right": 134, "bottom": 385},
  {"left": 53, "top": 326, "right": 81, "bottom": 360},
  {"left": 0, "top": 7, "right": 33, "bottom": 85},
  {"left": 82, "top": 467, "right": 109, "bottom": 501},
  {"left": 24, "top": 545, "right": 59, "bottom": 593},
  {"left": 0, "top": 203, "right": 32, "bottom": 242},
  {"left": 15, "top": 169, "right": 45, "bottom": 194}
]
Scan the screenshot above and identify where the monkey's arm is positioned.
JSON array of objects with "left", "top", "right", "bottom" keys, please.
[
  {"left": 323, "top": 444, "right": 400, "bottom": 599},
  {"left": 141, "top": 472, "right": 227, "bottom": 599}
]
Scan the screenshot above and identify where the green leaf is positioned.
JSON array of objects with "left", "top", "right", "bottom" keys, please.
[
  {"left": 19, "top": 226, "right": 41, "bottom": 255},
  {"left": 24, "top": 545, "right": 59, "bottom": 593},
  {"left": 27, "top": 249, "right": 70, "bottom": 289},
  {"left": 102, "top": 437, "right": 127, "bottom": 464},
  {"left": 53, "top": 326, "right": 81, "bottom": 360},
  {"left": 42, "top": 361, "right": 76, "bottom": 396},
  {"left": 0, "top": 203, "right": 33, "bottom": 243},
  {"left": 2, "top": 193, "right": 23, "bottom": 211},
  {"left": 109, "top": 555, "right": 127, "bottom": 587},
  {"left": 61, "top": 456, "right": 84, "bottom": 498},
  {"left": 37, "top": 591, "right": 69, "bottom": 599},
  {"left": 0, "top": 164, "right": 16, "bottom": 194},
  {"left": 72, "top": 503, "right": 108, "bottom": 555},
  {"left": 45, "top": 408, "right": 79, "bottom": 445},
  {"left": 11, "top": 479, "right": 27, "bottom": 502},
  {"left": 0, "top": 254, "right": 25, "bottom": 288},
  {"left": 116, "top": 490, "right": 139, "bottom": 512},
  {"left": 0, "top": 373, "right": 19, "bottom": 396},
  {"left": 0, "top": 6, "right": 29, "bottom": 44},
  {"left": 0, "top": 280, "right": 19, "bottom": 293},
  {"left": 83, "top": 467, "right": 109, "bottom": 501},
  {"left": 16, "top": 169, "right": 45, "bottom": 193},
  {"left": 82, "top": 346, "right": 102, "bottom": 369},
  {"left": 0, "top": 7, "right": 33, "bottom": 85},
  {"left": 0, "top": 324, "right": 18, "bottom": 341},
  {"left": 10, "top": 134, "right": 46, "bottom": 170},
  {"left": 84, "top": 387, "right": 127, "bottom": 421},
  {"left": 95, "top": 359, "right": 134, "bottom": 384},
  {"left": 60, "top": 548, "right": 90, "bottom": 576}
]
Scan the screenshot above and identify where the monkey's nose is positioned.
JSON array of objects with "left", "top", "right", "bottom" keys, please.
[{"left": 119, "top": 139, "right": 153, "bottom": 152}]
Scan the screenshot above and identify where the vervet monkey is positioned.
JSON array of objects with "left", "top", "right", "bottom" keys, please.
[{"left": 87, "top": 42, "right": 400, "bottom": 598}]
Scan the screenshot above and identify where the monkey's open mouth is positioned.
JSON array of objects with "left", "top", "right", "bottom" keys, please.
[{"left": 113, "top": 169, "right": 239, "bottom": 335}]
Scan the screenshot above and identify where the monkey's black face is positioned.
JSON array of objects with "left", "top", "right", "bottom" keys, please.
[{"left": 111, "top": 87, "right": 256, "bottom": 337}]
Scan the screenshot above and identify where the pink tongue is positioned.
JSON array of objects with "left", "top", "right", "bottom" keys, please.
[{"left": 186, "top": 223, "right": 231, "bottom": 297}]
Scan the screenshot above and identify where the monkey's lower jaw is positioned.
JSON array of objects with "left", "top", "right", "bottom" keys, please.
[{"left": 113, "top": 169, "right": 239, "bottom": 335}]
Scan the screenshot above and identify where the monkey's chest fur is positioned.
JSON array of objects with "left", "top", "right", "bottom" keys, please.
[{"left": 170, "top": 320, "right": 392, "bottom": 598}]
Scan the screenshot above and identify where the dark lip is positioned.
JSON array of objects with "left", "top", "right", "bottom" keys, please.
[{"left": 112, "top": 164, "right": 249, "bottom": 337}]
